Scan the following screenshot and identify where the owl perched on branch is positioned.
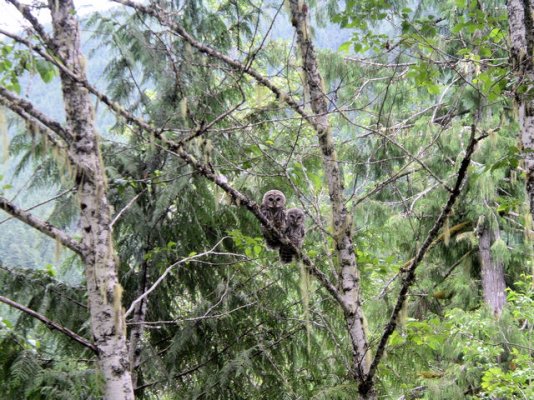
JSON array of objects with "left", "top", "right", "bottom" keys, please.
[
  {"left": 279, "top": 208, "right": 305, "bottom": 264},
  {"left": 260, "top": 190, "right": 286, "bottom": 249}
]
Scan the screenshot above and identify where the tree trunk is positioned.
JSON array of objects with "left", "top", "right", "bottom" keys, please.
[
  {"left": 48, "top": 1, "right": 134, "bottom": 398},
  {"left": 129, "top": 259, "right": 149, "bottom": 391},
  {"left": 477, "top": 221, "right": 507, "bottom": 317},
  {"left": 507, "top": 0, "right": 534, "bottom": 217},
  {"left": 287, "top": 1, "right": 374, "bottom": 396}
]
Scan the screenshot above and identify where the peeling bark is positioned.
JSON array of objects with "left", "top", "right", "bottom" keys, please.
[
  {"left": 287, "top": 0, "right": 372, "bottom": 393},
  {"left": 47, "top": 1, "right": 134, "bottom": 398},
  {"left": 507, "top": 0, "right": 534, "bottom": 217},
  {"left": 477, "top": 222, "right": 507, "bottom": 317}
]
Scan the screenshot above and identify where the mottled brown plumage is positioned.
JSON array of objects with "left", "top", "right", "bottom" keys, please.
[
  {"left": 260, "top": 190, "right": 286, "bottom": 249},
  {"left": 279, "top": 207, "right": 305, "bottom": 263}
]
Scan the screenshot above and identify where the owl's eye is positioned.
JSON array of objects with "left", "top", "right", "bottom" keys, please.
[
  {"left": 268, "top": 197, "right": 274, "bottom": 201},
  {"left": 276, "top": 197, "right": 281, "bottom": 201}
]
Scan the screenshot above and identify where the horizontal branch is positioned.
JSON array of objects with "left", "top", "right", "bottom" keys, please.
[
  {"left": 0, "top": 86, "right": 71, "bottom": 143},
  {"left": 0, "top": 295, "right": 97, "bottom": 353},
  {"left": 0, "top": 196, "right": 86, "bottom": 256}
]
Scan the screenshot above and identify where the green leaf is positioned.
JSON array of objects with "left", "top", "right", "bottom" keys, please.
[
  {"left": 35, "top": 60, "right": 56, "bottom": 83},
  {"left": 338, "top": 41, "right": 351, "bottom": 53},
  {"left": 253, "top": 245, "right": 262, "bottom": 256},
  {"left": 426, "top": 84, "right": 440, "bottom": 95}
]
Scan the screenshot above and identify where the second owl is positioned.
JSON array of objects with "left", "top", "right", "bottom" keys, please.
[{"left": 279, "top": 207, "right": 306, "bottom": 263}]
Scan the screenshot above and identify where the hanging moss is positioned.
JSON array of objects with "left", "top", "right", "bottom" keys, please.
[{"left": 490, "top": 238, "right": 510, "bottom": 265}]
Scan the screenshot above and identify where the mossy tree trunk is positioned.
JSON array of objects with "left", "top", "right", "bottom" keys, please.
[
  {"left": 48, "top": 1, "right": 134, "bottom": 398},
  {"left": 287, "top": 1, "right": 374, "bottom": 398},
  {"left": 507, "top": 0, "right": 534, "bottom": 218}
]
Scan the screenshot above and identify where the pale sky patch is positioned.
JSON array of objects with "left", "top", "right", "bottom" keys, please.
[{"left": 0, "top": 1, "right": 115, "bottom": 32}]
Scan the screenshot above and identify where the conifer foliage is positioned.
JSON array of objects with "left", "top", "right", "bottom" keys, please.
[{"left": 0, "top": 0, "right": 532, "bottom": 399}]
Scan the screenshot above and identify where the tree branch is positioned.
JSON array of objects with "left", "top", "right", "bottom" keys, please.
[
  {"left": 0, "top": 295, "right": 97, "bottom": 353},
  {"left": 362, "top": 126, "right": 486, "bottom": 389},
  {"left": 5, "top": 0, "right": 56, "bottom": 51},
  {"left": 0, "top": 97, "right": 67, "bottom": 152},
  {"left": 111, "top": 0, "right": 317, "bottom": 128},
  {"left": 124, "top": 237, "right": 236, "bottom": 318},
  {"left": 0, "top": 196, "right": 86, "bottom": 256},
  {"left": 0, "top": 86, "right": 71, "bottom": 143}
]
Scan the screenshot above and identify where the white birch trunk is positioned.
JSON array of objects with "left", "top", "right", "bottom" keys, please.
[
  {"left": 48, "top": 1, "right": 134, "bottom": 398},
  {"left": 507, "top": 0, "right": 534, "bottom": 217},
  {"left": 287, "top": 1, "right": 374, "bottom": 397}
]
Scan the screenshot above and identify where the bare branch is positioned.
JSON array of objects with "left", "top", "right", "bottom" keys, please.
[
  {"left": 0, "top": 188, "right": 73, "bottom": 226},
  {"left": 124, "top": 237, "right": 240, "bottom": 318},
  {"left": 0, "top": 195, "right": 85, "bottom": 256},
  {"left": 5, "top": 0, "right": 55, "bottom": 50},
  {"left": 0, "top": 295, "right": 96, "bottom": 353},
  {"left": 0, "top": 86, "right": 71, "bottom": 143},
  {"left": 362, "top": 127, "right": 486, "bottom": 389},
  {"left": 110, "top": 190, "right": 145, "bottom": 228}
]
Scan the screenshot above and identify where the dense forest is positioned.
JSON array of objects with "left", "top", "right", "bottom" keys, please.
[{"left": 0, "top": 0, "right": 532, "bottom": 399}]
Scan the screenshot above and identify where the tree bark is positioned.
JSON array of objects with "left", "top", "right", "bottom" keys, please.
[
  {"left": 0, "top": 195, "right": 85, "bottom": 256},
  {"left": 129, "top": 258, "right": 149, "bottom": 391},
  {"left": 47, "top": 1, "right": 134, "bottom": 398},
  {"left": 507, "top": 0, "right": 534, "bottom": 217},
  {"left": 287, "top": 1, "right": 373, "bottom": 395},
  {"left": 477, "top": 221, "right": 507, "bottom": 317}
]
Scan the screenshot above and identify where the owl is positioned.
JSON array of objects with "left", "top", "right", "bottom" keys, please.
[
  {"left": 279, "top": 208, "right": 305, "bottom": 263},
  {"left": 260, "top": 190, "right": 286, "bottom": 249}
]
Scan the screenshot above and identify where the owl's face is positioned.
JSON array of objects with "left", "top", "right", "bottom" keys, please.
[
  {"left": 263, "top": 190, "right": 286, "bottom": 209},
  {"left": 287, "top": 208, "right": 305, "bottom": 226}
]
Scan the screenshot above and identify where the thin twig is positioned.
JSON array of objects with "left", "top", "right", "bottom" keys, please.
[
  {"left": 110, "top": 190, "right": 145, "bottom": 228},
  {"left": 124, "top": 237, "right": 234, "bottom": 318}
]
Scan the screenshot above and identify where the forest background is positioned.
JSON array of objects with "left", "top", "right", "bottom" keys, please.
[{"left": 0, "top": 0, "right": 532, "bottom": 399}]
